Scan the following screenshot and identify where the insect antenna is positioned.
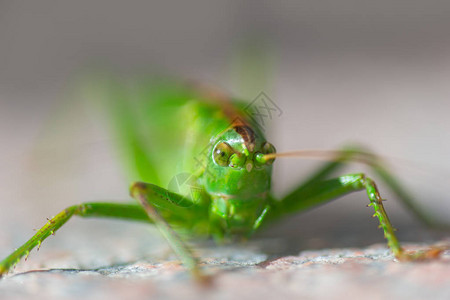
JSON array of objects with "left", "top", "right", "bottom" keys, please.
[{"left": 261, "top": 149, "right": 381, "bottom": 165}]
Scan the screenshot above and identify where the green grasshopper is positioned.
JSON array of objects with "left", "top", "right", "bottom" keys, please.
[{"left": 0, "top": 78, "right": 444, "bottom": 280}]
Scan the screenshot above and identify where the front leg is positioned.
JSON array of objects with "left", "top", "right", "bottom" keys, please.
[
  {"left": 0, "top": 184, "right": 209, "bottom": 278},
  {"left": 0, "top": 202, "right": 152, "bottom": 277},
  {"left": 130, "top": 182, "right": 209, "bottom": 281},
  {"left": 267, "top": 173, "right": 444, "bottom": 260}
]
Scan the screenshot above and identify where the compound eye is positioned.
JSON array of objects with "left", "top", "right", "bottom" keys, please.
[
  {"left": 261, "top": 142, "right": 276, "bottom": 165},
  {"left": 213, "top": 142, "right": 234, "bottom": 167}
]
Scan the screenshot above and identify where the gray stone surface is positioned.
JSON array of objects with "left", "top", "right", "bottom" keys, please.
[{"left": 1, "top": 238, "right": 449, "bottom": 300}]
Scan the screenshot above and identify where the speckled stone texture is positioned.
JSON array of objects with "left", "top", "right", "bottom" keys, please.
[{"left": 1, "top": 236, "right": 449, "bottom": 300}]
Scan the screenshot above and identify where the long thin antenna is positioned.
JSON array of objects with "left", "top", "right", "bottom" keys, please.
[{"left": 262, "top": 149, "right": 380, "bottom": 165}]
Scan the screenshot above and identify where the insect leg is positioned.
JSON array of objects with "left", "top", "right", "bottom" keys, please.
[
  {"left": 268, "top": 173, "right": 444, "bottom": 260},
  {"left": 296, "top": 146, "right": 446, "bottom": 228},
  {"left": 130, "top": 182, "right": 208, "bottom": 282},
  {"left": 0, "top": 202, "right": 153, "bottom": 277}
]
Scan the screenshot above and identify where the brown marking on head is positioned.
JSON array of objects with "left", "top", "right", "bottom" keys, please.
[{"left": 233, "top": 125, "right": 256, "bottom": 152}]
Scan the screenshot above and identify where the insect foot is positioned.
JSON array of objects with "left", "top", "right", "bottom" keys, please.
[{"left": 396, "top": 245, "right": 448, "bottom": 261}]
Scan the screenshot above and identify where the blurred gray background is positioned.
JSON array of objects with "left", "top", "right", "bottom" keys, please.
[{"left": 1, "top": 0, "right": 450, "bottom": 261}]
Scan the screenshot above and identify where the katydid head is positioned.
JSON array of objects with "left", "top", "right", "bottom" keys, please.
[
  {"left": 202, "top": 125, "right": 275, "bottom": 237},
  {"left": 203, "top": 125, "right": 275, "bottom": 198}
]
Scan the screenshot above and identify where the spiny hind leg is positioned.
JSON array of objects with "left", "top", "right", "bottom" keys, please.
[
  {"left": 270, "top": 173, "right": 446, "bottom": 260},
  {"left": 300, "top": 145, "right": 446, "bottom": 228}
]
